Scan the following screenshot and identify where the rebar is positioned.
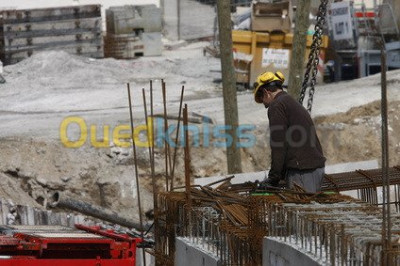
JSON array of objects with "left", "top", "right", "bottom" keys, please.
[
  {"left": 170, "top": 86, "right": 185, "bottom": 191},
  {"left": 161, "top": 80, "right": 172, "bottom": 191},
  {"left": 127, "top": 83, "right": 146, "bottom": 265}
]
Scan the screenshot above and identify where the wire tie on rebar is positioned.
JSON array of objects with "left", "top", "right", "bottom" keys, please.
[
  {"left": 356, "top": 169, "right": 378, "bottom": 189},
  {"left": 323, "top": 174, "right": 340, "bottom": 192}
]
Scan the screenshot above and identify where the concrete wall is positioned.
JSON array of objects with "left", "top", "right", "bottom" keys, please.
[
  {"left": 263, "top": 237, "right": 322, "bottom": 266},
  {"left": 384, "top": 0, "right": 400, "bottom": 31},
  {"left": 175, "top": 237, "right": 221, "bottom": 266},
  {"left": 161, "top": 0, "right": 215, "bottom": 41}
]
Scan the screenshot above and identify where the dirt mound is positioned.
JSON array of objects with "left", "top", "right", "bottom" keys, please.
[
  {"left": 315, "top": 100, "right": 400, "bottom": 166},
  {"left": 314, "top": 100, "right": 382, "bottom": 124}
]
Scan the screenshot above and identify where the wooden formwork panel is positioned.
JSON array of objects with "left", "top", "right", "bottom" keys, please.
[
  {"left": 5, "top": 32, "right": 102, "bottom": 48},
  {"left": 0, "top": 5, "right": 103, "bottom": 65},
  {"left": 3, "top": 18, "right": 101, "bottom": 39},
  {"left": 1, "top": 5, "right": 101, "bottom": 24}
]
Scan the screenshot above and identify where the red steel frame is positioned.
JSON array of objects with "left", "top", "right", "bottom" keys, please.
[{"left": 0, "top": 224, "right": 142, "bottom": 266}]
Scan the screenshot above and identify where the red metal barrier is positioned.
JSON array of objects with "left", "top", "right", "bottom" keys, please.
[{"left": 0, "top": 224, "right": 142, "bottom": 266}]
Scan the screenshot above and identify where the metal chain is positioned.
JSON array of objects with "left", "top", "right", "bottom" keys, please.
[{"left": 298, "top": 0, "right": 329, "bottom": 113}]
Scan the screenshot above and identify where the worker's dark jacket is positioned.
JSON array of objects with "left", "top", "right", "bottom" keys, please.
[{"left": 267, "top": 91, "right": 326, "bottom": 181}]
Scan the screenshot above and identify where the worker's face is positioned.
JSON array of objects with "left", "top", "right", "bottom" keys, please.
[{"left": 262, "top": 89, "right": 273, "bottom": 108}]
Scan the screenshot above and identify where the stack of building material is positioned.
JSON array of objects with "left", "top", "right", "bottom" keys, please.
[
  {"left": 104, "top": 5, "right": 162, "bottom": 59},
  {"left": 0, "top": 5, "right": 103, "bottom": 65},
  {"left": 251, "top": 1, "right": 293, "bottom": 33}
]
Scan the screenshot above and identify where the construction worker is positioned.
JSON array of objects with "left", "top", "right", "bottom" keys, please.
[{"left": 253, "top": 71, "right": 326, "bottom": 193}]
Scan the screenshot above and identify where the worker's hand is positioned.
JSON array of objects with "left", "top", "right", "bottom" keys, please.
[{"left": 258, "top": 177, "right": 280, "bottom": 190}]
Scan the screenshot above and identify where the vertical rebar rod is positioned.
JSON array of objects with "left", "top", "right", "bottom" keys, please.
[
  {"left": 142, "top": 87, "right": 158, "bottom": 255},
  {"left": 319, "top": 223, "right": 323, "bottom": 260},
  {"left": 149, "top": 80, "right": 160, "bottom": 258},
  {"left": 314, "top": 220, "right": 318, "bottom": 256},
  {"left": 161, "top": 81, "right": 171, "bottom": 191},
  {"left": 170, "top": 86, "right": 185, "bottom": 190},
  {"left": 325, "top": 225, "right": 328, "bottom": 263},
  {"left": 127, "top": 83, "right": 146, "bottom": 265},
  {"left": 330, "top": 227, "right": 335, "bottom": 265},
  {"left": 341, "top": 224, "right": 346, "bottom": 266},
  {"left": 183, "top": 104, "right": 192, "bottom": 239},
  {"left": 395, "top": 185, "right": 399, "bottom": 212},
  {"left": 301, "top": 215, "right": 304, "bottom": 249},
  {"left": 308, "top": 218, "right": 312, "bottom": 253},
  {"left": 288, "top": 210, "right": 292, "bottom": 244},
  {"left": 380, "top": 39, "right": 391, "bottom": 261},
  {"left": 295, "top": 210, "right": 299, "bottom": 245}
]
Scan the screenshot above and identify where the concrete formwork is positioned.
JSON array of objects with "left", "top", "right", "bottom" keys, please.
[
  {"left": 263, "top": 237, "right": 322, "bottom": 266},
  {"left": 175, "top": 237, "right": 221, "bottom": 266},
  {"left": 0, "top": 5, "right": 103, "bottom": 65}
]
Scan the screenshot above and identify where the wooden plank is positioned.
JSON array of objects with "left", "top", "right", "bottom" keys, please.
[{"left": 1, "top": 5, "right": 101, "bottom": 24}]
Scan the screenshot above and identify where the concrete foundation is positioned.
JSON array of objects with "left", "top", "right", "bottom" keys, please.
[
  {"left": 263, "top": 237, "right": 322, "bottom": 266},
  {"left": 175, "top": 237, "right": 220, "bottom": 266}
]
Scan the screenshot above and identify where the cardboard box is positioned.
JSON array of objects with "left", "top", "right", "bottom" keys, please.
[{"left": 251, "top": 1, "right": 293, "bottom": 33}]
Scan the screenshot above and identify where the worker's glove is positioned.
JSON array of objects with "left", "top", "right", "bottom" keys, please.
[{"left": 258, "top": 177, "right": 280, "bottom": 190}]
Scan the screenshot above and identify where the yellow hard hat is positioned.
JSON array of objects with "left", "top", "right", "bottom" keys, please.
[{"left": 253, "top": 71, "right": 285, "bottom": 103}]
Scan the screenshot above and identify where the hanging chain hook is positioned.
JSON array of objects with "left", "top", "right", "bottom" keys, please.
[{"left": 298, "top": 0, "right": 329, "bottom": 113}]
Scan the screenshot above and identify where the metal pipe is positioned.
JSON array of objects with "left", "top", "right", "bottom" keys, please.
[{"left": 49, "top": 191, "right": 146, "bottom": 231}]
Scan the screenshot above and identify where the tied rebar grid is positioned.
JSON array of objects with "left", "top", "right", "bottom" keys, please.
[
  {"left": 155, "top": 166, "right": 400, "bottom": 265},
  {"left": 322, "top": 166, "right": 400, "bottom": 192},
  {"left": 157, "top": 186, "right": 355, "bottom": 265},
  {"left": 157, "top": 190, "right": 256, "bottom": 265},
  {"left": 322, "top": 166, "right": 400, "bottom": 211},
  {"left": 266, "top": 201, "right": 400, "bottom": 265}
]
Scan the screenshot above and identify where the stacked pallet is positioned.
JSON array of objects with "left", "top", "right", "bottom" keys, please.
[{"left": 0, "top": 5, "right": 103, "bottom": 65}]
